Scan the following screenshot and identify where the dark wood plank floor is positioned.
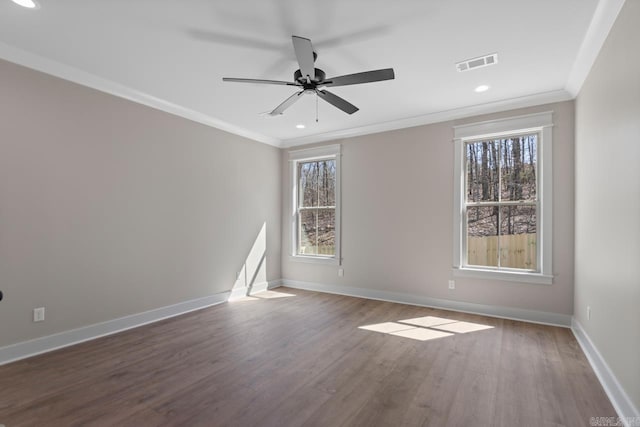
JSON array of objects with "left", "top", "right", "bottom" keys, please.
[{"left": 0, "top": 288, "right": 616, "bottom": 426}]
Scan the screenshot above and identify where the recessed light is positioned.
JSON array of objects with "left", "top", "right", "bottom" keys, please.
[
  {"left": 475, "top": 85, "right": 490, "bottom": 93},
  {"left": 296, "top": 124, "right": 305, "bottom": 129},
  {"left": 11, "top": 0, "right": 38, "bottom": 8}
]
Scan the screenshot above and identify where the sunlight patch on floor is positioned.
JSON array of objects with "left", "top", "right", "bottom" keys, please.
[
  {"left": 251, "top": 290, "right": 297, "bottom": 299},
  {"left": 431, "top": 321, "right": 494, "bottom": 333},
  {"left": 398, "top": 316, "right": 458, "bottom": 328},
  {"left": 359, "top": 322, "right": 415, "bottom": 334},
  {"left": 389, "top": 327, "right": 454, "bottom": 341},
  {"left": 231, "top": 296, "right": 260, "bottom": 302},
  {"left": 359, "top": 316, "right": 494, "bottom": 342},
  {"left": 229, "top": 290, "right": 296, "bottom": 303}
]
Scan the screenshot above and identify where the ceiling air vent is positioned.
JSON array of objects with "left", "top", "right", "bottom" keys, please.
[{"left": 456, "top": 53, "right": 498, "bottom": 72}]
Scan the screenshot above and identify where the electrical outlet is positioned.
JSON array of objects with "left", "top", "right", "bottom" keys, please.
[
  {"left": 587, "top": 306, "right": 591, "bottom": 320},
  {"left": 448, "top": 280, "right": 455, "bottom": 290},
  {"left": 33, "top": 307, "right": 45, "bottom": 322},
  {"left": 338, "top": 268, "right": 344, "bottom": 277}
]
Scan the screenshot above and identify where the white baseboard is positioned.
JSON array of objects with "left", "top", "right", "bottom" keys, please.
[
  {"left": 281, "top": 279, "right": 572, "bottom": 327},
  {"left": 0, "top": 279, "right": 285, "bottom": 366},
  {"left": 572, "top": 319, "right": 639, "bottom": 425},
  {"left": 0, "top": 291, "right": 230, "bottom": 366},
  {"left": 267, "top": 279, "right": 283, "bottom": 289},
  {"left": 229, "top": 286, "right": 250, "bottom": 300},
  {"left": 279, "top": 279, "right": 638, "bottom": 421},
  {"left": 228, "top": 280, "right": 283, "bottom": 300},
  {"left": 5, "top": 276, "right": 634, "bottom": 422}
]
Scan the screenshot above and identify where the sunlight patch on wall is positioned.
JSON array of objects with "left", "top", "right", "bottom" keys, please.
[{"left": 228, "top": 222, "right": 267, "bottom": 301}]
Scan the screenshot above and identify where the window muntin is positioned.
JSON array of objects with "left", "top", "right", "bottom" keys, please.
[
  {"left": 296, "top": 158, "right": 337, "bottom": 257},
  {"left": 464, "top": 134, "right": 539, "bottom": 271},
  {"left": 452, "top": 111, "right": 553, "bottom": 284}
]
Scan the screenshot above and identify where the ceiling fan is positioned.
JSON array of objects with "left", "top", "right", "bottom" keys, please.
[{"left": 223, "top": 35, "right": 395, "bottom": 116}]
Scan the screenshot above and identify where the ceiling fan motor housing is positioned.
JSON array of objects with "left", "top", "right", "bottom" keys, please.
[{"left": 295, "top": 68, "right": 326, "bottom": 88}]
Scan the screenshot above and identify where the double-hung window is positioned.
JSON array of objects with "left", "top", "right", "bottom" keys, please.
[
  {"left": 289, "top": 145, "right": 341, "bottom": 264},
  {"left": 452, "top": 112, "right": 553, "bottom": 284}
]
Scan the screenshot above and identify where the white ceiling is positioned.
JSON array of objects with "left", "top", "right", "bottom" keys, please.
[{"left": 0, "top": 0, "right": 623, "bottom": 147}]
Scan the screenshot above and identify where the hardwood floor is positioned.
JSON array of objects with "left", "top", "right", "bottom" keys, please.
[{"left": 0, "top": 288, "right": 616, "bottom": 426}]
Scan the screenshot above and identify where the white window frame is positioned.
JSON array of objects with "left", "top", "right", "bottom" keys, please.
[
  {"left": 452, "top": 112, "right": 553, "bottom": 285},
  {"left": 289, "top": 144, "right": 341, "bottom": 265}
]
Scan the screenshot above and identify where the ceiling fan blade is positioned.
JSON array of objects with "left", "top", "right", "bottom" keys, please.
[
  {"left": 223, "top": 77, "right": 299, "bottom": 86},
  {"left": 270, "top": 91, "right": 305, "bottom": 115},
  {"left": 323, "top": 68, "right": 395, "bottom": 87},
  {"left": 292, "top": 36, "right": 316, "bottom": 81},
  {"left": 316, "top": 89, "right": 359, "bottom": 114}
]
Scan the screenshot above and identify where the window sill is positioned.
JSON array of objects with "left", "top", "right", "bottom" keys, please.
[
  {"left": 452, "top": 267, "right": 553, "bottom": 285},
  {"left": 289, "top": 255, "right": 339, "bottom": 265}
]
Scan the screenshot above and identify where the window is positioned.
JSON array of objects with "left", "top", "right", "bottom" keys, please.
[
  {"left": 452, "top": 112, "right": 553, "bottom": 284},
  {"left": 465, "top": 134, "right": 538, "bottom": 270},
  {"left": 289, "top": 145, "right": 341, "bottom": 263}
]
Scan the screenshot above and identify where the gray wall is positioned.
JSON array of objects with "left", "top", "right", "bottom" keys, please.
[
  {"left": 282, "top": 101, "right": 575, "bottom": 316},
  {"left": 0, "top": 60, "right": 282, "bottom": 347},
  {"left": 574, "top": 0, "right": 640, "bottom": 411}
]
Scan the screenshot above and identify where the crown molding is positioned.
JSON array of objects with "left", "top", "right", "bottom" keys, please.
[
  {"left": 565, "top": 0, "right": 626, "bottom": 96},
  {"left": 2, "top": 1, "right": 619, "bottom": 149},
  {"left": 280, "top": 89, "right": 572, "bottom": 148},
  {"left": 3, "top": 34, "right": 593, "bottom": 150},
  {"left": 0, "top": 42, "right": 281, "bottom": 147}
]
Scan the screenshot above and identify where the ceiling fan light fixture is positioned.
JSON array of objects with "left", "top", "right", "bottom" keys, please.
[{"left": 11, "top": 0, "right": 39, "bottom": 8}]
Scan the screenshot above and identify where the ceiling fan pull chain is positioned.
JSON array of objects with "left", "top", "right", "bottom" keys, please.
[{"left": 316, "top": 92, "right": 319, "bottom": 123}]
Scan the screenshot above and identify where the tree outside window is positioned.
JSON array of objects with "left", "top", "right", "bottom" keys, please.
[
  {"left": 297, "top": 159, "right": 337, "bottom": 256},
  {"left": 464, "top": 134, "right": 538, "bottom": 271},
  {"left": 453, "top": 112, "right": 552, "bottom": 284}
]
